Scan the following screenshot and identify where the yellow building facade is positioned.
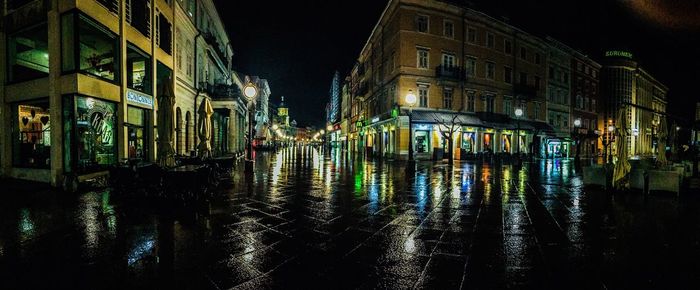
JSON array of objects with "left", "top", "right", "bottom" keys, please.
[
  {"left": 346, "top": 0, "right": 553, "bottom": 161},
  {"left": 0, "top": 0, "right": 241, "bottom": 187}
]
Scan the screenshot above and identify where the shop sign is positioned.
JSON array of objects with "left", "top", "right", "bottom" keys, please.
[
  {"left": 371, "top": 117, "right": 380, "bottom": 124},
  {"left": 415, "top": 124, "right": 431, "bottom": 131},
  {"left": 605, "top": 50, "right": 633, "bottom": 59},
  {"left": 126, "top": 89, "right": 154, "bottom": 109}
]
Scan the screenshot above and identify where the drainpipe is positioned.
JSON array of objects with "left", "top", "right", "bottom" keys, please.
[{"left": 193, "top": 2, "right": 202, "bottom": 155}]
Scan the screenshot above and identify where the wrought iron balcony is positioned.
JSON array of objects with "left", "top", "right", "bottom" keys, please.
[
  {"left": 201, "top": 82, "right": 242, "bottom": 100},
  {"left": 435, "top": 65, "right": 464, "bottom": 80}
]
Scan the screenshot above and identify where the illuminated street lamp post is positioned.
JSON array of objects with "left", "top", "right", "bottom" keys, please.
[
  {"left": 327, "top": 124, "right": 333, "bottom": 153},
  {"left": 405, "top": 90, "right": 417, "bottom": 166},
  {"left": 272, "top": 124, "right": 279, "bottom": 150},
  {"left": 514, "top": 108, "right": 523, "bottom": 165},
  {"left": 243, "top": 82, "right": 258, "bottom": 173},
  {"left": 573, "top": 118, "right": 582, "bottom": 163},
  {"left": 514, "top": 108, "right": 523, "bottom": 153},
  {"left": 607, "top": 124, "right": 615, "bottom": 164}
]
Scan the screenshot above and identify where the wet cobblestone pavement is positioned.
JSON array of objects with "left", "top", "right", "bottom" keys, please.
[{"left": 2, "top": 146, "right": 700, "bottom": 289}]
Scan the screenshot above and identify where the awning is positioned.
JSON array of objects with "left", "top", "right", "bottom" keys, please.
[{"left": 409, "top": 110, "right": 483, "bottom": 127}]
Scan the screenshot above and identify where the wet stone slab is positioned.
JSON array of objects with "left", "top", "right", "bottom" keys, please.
[{"left": 1, "top": 148, "right": 700, "bottom": 289}]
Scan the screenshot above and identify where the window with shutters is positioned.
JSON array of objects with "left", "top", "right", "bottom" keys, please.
[{"left": 126, "top": 0, "right": 151, "bottom": 38}]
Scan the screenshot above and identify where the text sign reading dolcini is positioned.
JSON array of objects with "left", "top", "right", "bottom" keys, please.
[
  {"left": 126, "top": 89, "right": 154, "bottom": 109},
  {"left": 605, "top": 50, "right": 633, "bottom": 59}
]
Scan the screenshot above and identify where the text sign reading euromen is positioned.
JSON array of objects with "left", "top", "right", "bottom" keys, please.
[
  {"left": 126, "top": 89, "right": 154, "bottom": 109},
  {"left": 605, "top": 50, "right": 633, "bottom": 59}
]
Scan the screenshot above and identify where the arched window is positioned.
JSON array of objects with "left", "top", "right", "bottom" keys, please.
[{"left": 176, "top": 107, "right": 183, "bottom": 155}]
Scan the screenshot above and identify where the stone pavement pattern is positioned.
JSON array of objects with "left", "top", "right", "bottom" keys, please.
[{"left": 1, "top": 147, "right": 700, "bottom": 289}]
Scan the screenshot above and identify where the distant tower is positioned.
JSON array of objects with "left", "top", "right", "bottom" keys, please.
[{"left": 278, "top": 96, "right": 289, "bottom": 126}]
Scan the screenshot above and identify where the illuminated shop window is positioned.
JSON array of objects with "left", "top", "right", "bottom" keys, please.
[{"left": 12, "top": 100, "right": 51, "bottom": 168}]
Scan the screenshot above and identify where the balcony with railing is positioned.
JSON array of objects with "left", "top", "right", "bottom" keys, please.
[
  {"left": 435, "top": 65, "right": 464, "bottom": 81},
  {"left": 203, "top": 31, "right": 228, "bottom": 64},
  {"left": 201, "top": 82, "right": 242, "bottom": 101}
]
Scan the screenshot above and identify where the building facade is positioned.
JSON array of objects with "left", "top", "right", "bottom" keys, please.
[
  {"left": 545, "top": 38, "right": 573, "bottom": 158},
  {"left": 0, "top": 0, "right": 247, "bottom": 186},
  {"left": 570, "top": 50, "right": 601, "bottom": 158},
  {"left": 345, "top": 0, "right": 554, "bottom": 161},
  {"left": 600, "top": 50, "right": 668, "bottom": 158}
]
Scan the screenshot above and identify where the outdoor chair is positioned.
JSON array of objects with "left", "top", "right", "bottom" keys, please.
[
  {"left": 629, "top": 169, "right": 647, "bottom": 193},
  {"left": 648, "top": 170, "right": 682, "bottom": 196},
  {"left": 583, "top": 165, "right": 611, "bottom": 189}
]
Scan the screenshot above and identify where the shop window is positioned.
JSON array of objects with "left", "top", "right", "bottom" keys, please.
[
  {"left": 156, "top": 61, "right": 173, "bottom": 97},
  {"left": 462, "top": 132, "right": 475, "bottom": 153},
  {"left": 127, "top": 106, "right": 149, "bottom": 160},
  {"left": 502, "top": 134, "right": 511, "bottom": 153},
  {"left": 7, "top": 23, "right": 49, "bottom": 83},
  {"left": 63, "top": 95, "right": 118, "bottom": 173},
  {"left": 12, "top": 100, "right": 51, "bottom": 168},
  {"left": 62, "top": 13, "right": 119, "bottom": 82},
  {"left": 127, "top": 44, "right": 152, "bottom": 94},
  {"left": 414, "top": 130, "right": 429, "bottom": 153}
]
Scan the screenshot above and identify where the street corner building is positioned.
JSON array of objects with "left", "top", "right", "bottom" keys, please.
[
  {"left": 335, "top": 0, "right": 667, "bottom": 162},
  {"left": 0, "top": 0, "right": 249, "bottom": 187}
]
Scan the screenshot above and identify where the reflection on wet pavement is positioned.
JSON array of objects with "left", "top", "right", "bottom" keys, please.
[{"left": 1, "top": 146, "right": 700, "bottom": 289}]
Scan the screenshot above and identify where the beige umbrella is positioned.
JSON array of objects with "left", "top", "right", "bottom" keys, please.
[
  {"left": 157, "top": 76, "right": 176, "bottom": 167},
  {"left": 657, "top": 116, "right": 668, "bottom": 167},
  {"left": 613, "top": 106, "right": 631, "bottom": 189},
  {"left": 197, "top": 97, "right": 214, "bottom": 158}
]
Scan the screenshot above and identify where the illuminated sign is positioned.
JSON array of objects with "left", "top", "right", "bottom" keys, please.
[
  {"left": 126, "top": 89, "right": 153, "bottom": 109},
  {"left": 605, "top": 50, "right": 633, "bottom": 59},
  {"left": 371, "top": 117, "right": 380, "bottom": 124},
  {"left": 415, "top": 124, "right": 431, "bottom": 130}
]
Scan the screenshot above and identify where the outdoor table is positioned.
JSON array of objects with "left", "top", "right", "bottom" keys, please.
[
  {"left": 210, "top": 157, "right": 235, "bottom": 170},
  {"left": 165, "top": 165, "right": 210, "bottom": 200}
]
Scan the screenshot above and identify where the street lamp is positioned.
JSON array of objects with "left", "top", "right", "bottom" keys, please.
[
  {"left": 243, "top": 82, "right": 258, "bottom": 173},
  {"left": 573, "top": 118, "right": 582, "bottom": 163},
  {"left": 514, "top": 108, "right": 523, "bottom": 156},
  {"left": 326, "top": 124, "right": 334, "bottom": 152},
  {"left": 405, "top": 90, "right": 417, "bottom": 166},
  {"left": 607, "top": 124, "right": 615, "bottom": 164}
]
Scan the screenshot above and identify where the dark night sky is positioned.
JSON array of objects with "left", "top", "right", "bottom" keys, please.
[{"left": 220, "top": 0, "right": 700, "bottom": 128}]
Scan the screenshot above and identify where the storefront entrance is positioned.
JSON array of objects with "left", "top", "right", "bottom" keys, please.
[
  {"left": 462, "top": 132, "right": 475, "bottom": 153},
  {"left": 546, "top": 140, "right": 570, "bottom": 158},
  {"left": 483, "top": 133, "right": 494, "bottom": 153},
  {"left": 502, "top": 134, "right": 512, "bottom": 153},
  {"left": 126, "top": 106, "right": 149, "bottom": 160},
  {"left": 414, "top": 130, "right": 429, "bottom": 154}
]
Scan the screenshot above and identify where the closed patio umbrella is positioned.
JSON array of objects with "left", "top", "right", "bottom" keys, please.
[
  {"left": 613, "top": 106, "right": 631, "bottom": 189},
  {"left": 657, "top": 116, "right": 668, "bottom": 167},
  {"left": 197, "top": 97, "right": 214, "bottom": 158},
  {"left": 157, "top": 76, "right": 176, "bottom": 167}
]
